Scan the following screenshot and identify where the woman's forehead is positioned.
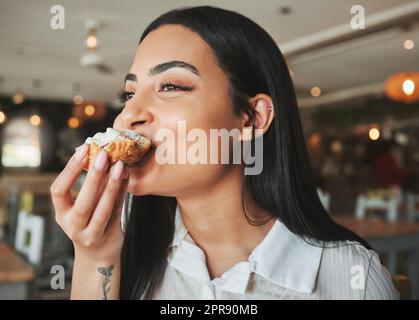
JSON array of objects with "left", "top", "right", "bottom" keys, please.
[{"left": 132, "top": 25, "right": 217, "bottom": 75}]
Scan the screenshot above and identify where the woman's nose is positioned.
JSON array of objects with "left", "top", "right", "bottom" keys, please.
[{"left": 113, "top": 106, "right": 153, "bottom": 131}]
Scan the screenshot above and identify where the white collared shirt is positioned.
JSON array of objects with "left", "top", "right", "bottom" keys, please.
[{"left": 153, "top": 206, "right": 399, "bottom": 300}]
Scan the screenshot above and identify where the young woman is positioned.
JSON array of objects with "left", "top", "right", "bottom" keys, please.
[{"left": 50, "top": 6, "right": 399, "bottom": 300}]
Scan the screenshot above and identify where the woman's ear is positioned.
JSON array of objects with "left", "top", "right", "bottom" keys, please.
[{"left": 240, "top": 93, "right": 275, "bottom": 141}]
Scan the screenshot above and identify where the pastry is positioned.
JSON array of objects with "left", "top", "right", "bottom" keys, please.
[{"left": 83, "top": 127, "right": 151, "bottom": 170}]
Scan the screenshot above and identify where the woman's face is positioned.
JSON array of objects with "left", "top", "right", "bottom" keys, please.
[{"left": 113, "top": 24, "right": 244, "bottom": 197}]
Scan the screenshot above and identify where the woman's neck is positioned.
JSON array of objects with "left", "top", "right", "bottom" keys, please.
[{"left": 175, "top": 167, "right": 275, "bottom": 278}]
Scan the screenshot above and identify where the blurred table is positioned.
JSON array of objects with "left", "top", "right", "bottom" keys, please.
[
  {"left": 332, "top": 215, "right": 419, "bottom": 300},
  {"left": 0, "top": 243, "right": 34, "bottom": 299}
]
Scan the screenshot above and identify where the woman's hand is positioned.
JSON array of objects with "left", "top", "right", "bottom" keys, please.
[{"left": 50, "top": 144, "right": 129, "bottom": 263}]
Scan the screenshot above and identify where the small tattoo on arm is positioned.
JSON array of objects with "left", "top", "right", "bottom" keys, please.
[{"left": 98, "top": 265, "right": 114, "bottom": 300}]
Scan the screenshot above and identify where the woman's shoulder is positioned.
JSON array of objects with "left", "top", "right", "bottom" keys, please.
[
  {"left": 322, "top": 239, "right": 377, "bottom": 263},
  {"left": 318, "top": 240, "right": 400, "bottom": 299}
]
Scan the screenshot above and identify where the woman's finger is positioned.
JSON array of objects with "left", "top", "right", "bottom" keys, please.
[
  {"left": 71, "top": 150, "right": 109, "bottom": 229},
  {"left": 105, "top": 172, "right": 130, "bottom": 234},
  {"left": 85, "top": 161, "right": 127, "bottom": 237},
  {"left": 50, "top": 144, "right": 89, "bottom": 214}
]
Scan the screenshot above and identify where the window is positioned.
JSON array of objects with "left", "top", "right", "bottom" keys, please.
[{"left": 1, "top": 118, "right": 41, "bottom": 168}]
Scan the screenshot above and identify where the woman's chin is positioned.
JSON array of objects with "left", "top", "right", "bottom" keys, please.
[
  {"left": 126, "top": 164, "right": 160, "bottom": 196},
  {"left": 126, "top": 174, "right": 150, "bottom": 196}
]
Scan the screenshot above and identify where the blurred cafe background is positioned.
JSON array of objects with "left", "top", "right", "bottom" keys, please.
[{"left": 1, "top": 0, "right": 419, "bottom": 300}]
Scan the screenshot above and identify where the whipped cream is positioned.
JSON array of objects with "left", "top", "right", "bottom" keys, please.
[{"left": 85, "top": 127, "right": 145, "bottom": 147}]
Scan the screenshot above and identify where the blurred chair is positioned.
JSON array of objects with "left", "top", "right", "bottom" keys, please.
[
  {"left": 355, "top": 195, "right": 398, "bottom": 222},
  {"left": 406, "top": 193, "right": 419, "bottom": 222},
  {"left": 317, "top": 188, "right": 331, "bottom": 213},
  {"left": 1, "top": 210, "right": 44, "bottom": 300},
  {"left": 14, "top": 210, "right": 45, "bottom": 266},
  {"left": 355, "top": 194, "right": 399, "bottom": 274}
]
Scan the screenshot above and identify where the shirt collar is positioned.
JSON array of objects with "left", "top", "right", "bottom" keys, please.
[{"left": 169, "top": 205, "right": 323, "bottom": 294}]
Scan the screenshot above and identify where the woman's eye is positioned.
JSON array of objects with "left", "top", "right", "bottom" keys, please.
[
  {"left": 159, "top": 82, "right": 193, "bottom": 92},
  {"left": 117, "top": 90, "right": 135, "bottom": 104}
]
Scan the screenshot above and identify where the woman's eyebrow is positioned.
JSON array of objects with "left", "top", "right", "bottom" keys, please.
[
  {"left": 124, "top": 60, "right": 200, "bottom": 85},
  {"left": 149, "top": 60, "right": 200, "bottom": 76},
  {"left": 125, "top": 73, "right": 137, "bottom": 82}
]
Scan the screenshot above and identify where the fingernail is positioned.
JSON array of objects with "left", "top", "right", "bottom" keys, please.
[
  {"left": 74, "top": 144, "right": 88, "bottom": 161},
  {"left": 94, "top": 150, "right": 108, "bottom": 171},
  {"left": 74, "top": 143, "right": 86, "bottom": 152},
  {"left": 111, "top": 161, "right": 124, "bottom": 180}
]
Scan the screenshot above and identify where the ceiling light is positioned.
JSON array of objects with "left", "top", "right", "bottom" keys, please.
[
  {"left": 30, "top": 114, "right": 42, "bottom": 126},
  {"left": 385, "top": 72, "right": 419, "bottom": 103},
  {"left": 404, "top": 39, "right": 415, "bottom": 50},
  {"left": 84, "top": 104, "right": 96, "bottom": 116},
  {"left": 73, "top": 94, "right": 84, "bottom": 105},
  {"left": 12, "top": 92, "right": 24, "bottom": 104},
  {"left": 86, "top": 34, "right": 99, "bottom": 49},
  {"left": 0, "top": 111, "right": 6, "bottom": 124},
  {"left": 310, "top": 87, "right": 322, "bottom": 97},
  {"left": 68, "top": 116, "right": 80, "bottom": 129},
  {"left": 402, "top": 79, "right": 415, "bottom": 96},
  {"left": 369, "top": 128, "right": 380, "bottom": 141}
]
